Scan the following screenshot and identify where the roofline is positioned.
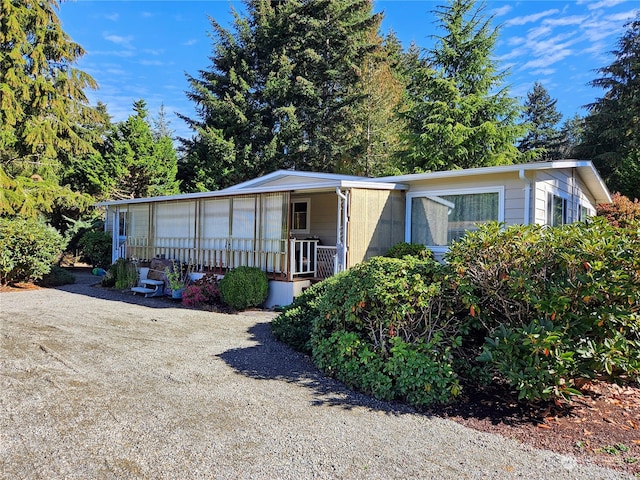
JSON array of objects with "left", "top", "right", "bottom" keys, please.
[
  {"left": 223, "top": 169, "right": 373, "bottom": 191},
  {"left": 374, "top": 160, "right": 611, "bottom": 204},
  {"left": 95, "top": 179, "right": 407, "bottom": 207}
]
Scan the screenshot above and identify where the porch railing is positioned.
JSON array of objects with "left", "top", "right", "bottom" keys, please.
[
  {"left": 124, "top": 236, "right": 335, "bottom": 280},
  {"left": 316, "top": 246, "right": 337, "bottom": 279},
  {"left": 289, "top": 239, "right": 318, "bottom": 277}
]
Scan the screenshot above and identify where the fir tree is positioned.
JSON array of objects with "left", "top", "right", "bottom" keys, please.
[
  {"left": 518, "top": 82, "right": 563, "bottom": 160},
  {"left": 179, "top": 0, "right": 386, "bottom": 190},
  {"left": 576, "top": 15, "right": 640, "bottom": 200},
  {"left": 402, "top": 0, "right": 525, "bottom": 172},
  {"left": 0, "top": 0, "right": 102, "bottom": 216}
]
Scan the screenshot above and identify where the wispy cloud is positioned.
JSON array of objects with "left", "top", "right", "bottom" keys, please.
[
  {"left": 492, "top": 5, "right": 512, "bottom": 17},
  {"left": 139, "top": 60, "right": 166, "bottom": 67},
  {"left": 183, "top": 39, "right": 198, "bottom": 46},
  {"left": 583, "top": 0, "right": 628, "bottom": 11},
  {"left": 103, "top": 33, "right": 134, "bottom": 49},
  {"left": 104, "top": 13, "right": 119, "bottom": 22},
  {"left": 505, "top": 9, "right": 559, "bottom": 26},
  {"left": 521, "top": 49, "right": 573, "bottom": 70}
]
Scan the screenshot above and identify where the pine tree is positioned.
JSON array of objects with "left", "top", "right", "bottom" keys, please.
[
  {"left": 518, "top": 82, "right": 563, "bottom": 160},
  {"left": 402, "top": 0, "right": 525, "bottom": 172},
  {"left": 576, "top": 15, "right": 640, "bottom": 200},
  {"left": 179, "top": 0, "right": 386, "bottom": 190},
  {"left": 0, "top": 0, "right": 102, "bottom": 216},
  {"left": 557, "top": 114, "right": 584, "bottom": 159},
  {"left": 105, "top": 100, "right": 179, "bottom": 199}
]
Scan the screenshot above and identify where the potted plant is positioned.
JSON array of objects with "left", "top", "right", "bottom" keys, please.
[{"left": 165, "top": 261, "right": 191, "bottom": 299}]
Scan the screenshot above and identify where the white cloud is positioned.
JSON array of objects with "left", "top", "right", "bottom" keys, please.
[
  {"left": 104, "top": 13, "right": 119, "bottom": 22},
  {"left": 139, "top": 60, "right": 165, "bottom": 67},
  {"left": 103, "top": 33, "right": 134, "bottom": 48},
  {"left": 492, "top": 5, "right": 512, "bottom": 17},
  {"left": 521, "top": 49, "right": 573, "bottom": 69},
  {"left": 183, "top": 39, "right": 198, "bottom": 46},
  {"left": 585, "top": 0, "right": 627, "bottom": 11},
  {"left": 530, "top": 69, "right": 556, "bottom": 76},
  {"left": 543, "top": 15, "right": 588, "bottom": 26},
  {"left": 505, "top": 9, "right": 559, "bottom": 26}
]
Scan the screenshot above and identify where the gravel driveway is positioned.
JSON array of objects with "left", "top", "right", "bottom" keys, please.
[{"left": 0, "top": 273, "right": 633, "bottom": 479}]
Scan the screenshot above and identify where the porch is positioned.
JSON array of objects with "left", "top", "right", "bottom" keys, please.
[{"left": 120, "top": 237, "right": 338, "bottom": 281}]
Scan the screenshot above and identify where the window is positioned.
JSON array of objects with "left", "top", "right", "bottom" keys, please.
[
  {"left": 408, "top": 188, "right": 502, "bottom": 248},
  {"left": 547, "top": 193, "right": 567, "bottom": 226},
  {"left": 290, "top": 198, "right": 310, "bottom": 234},
  {"left": 578, "top": 204, "right": 591, "bottom": 221}
]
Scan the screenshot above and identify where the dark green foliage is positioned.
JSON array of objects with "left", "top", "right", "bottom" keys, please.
[
  {"left": 576, "top": 16, "right": 640, "bottom": 200},
  {"left": 446, "top": 220, "right": 640, "bottom": 401},
  {"left": 105, "top": 258, "right": 138, "bottom": 290},
  {"left": 37, "top": 266, "right": 75, "bottom": 287},
  {"left": 518, "top": 82, "right": 564, "bottom": 160},
  {"left": 271, "top": 279, "right": 333, "bottom": 354},
  {"left": 0, "top": 0, "right": 102, "bottom": 218},
  {"left": 0, "top": 217, "right": 66, "bottom": 285},
  {"left": 78, "top": 231, "right": 112, "bottom": 269},
  {"left": 311, "top": 256, "right": 464, "bottom": 406},
  {"left": 219, "top": 266, "right": 268, "bottom": 310},
  {"left": 402, "top": 0, "right": 525, "bottom": 171},
  {"left": 384, "top": 242, "right": 431, "bottom": 259},
  {"left": 179, "top": 0, "right": 388, "bottom": 189}
]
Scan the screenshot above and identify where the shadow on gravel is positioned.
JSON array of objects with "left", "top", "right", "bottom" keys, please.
[
  {"left": 52, "top": 275, "right": 182, "bottom": 310},
  {"left": 217, "top": 322, "right": 415, "bottom": 416}
]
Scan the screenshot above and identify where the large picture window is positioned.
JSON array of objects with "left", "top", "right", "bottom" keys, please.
[{"left": 408, "top": 188, "right": 502, "bottom": 248}]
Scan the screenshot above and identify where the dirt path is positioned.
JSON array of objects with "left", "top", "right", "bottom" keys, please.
[{"left": 0, "top": 279, "right": 632, "bottom": 479}]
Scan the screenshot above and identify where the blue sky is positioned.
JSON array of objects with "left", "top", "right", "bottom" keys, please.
[{"left": 57, "top": 1, "right": 638, "bottom": 140}]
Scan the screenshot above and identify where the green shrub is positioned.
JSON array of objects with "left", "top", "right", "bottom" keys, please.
[
  {"left": 78, "top": 230, "right": 112, "bottom": 268},
  {"left": 37, "top": 265, "right": 76, "bottom": 287},
  {"left": 104, "top": 258, "right": 138, "bottom": 289},
  {"left": 446, "top": 219, "right": 640, "bottom": 401},
  {"left": 384, "top": 242, "right": 431, "bottom": 259},
  {"left": 271, "top": 279, "right": 333, "bottom": 354},
  {"left": 219, "top": 266, "right": 268, "bottom": 310},
  {"left": 0, "top": 217, "right": 66, "bottom": 285},
  {"left": 310, "top": 256, "right": 464, "bottom": 406}
]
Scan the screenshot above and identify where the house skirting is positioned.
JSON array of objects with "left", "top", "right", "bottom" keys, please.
[{"left": 265, "top": 279, "right": 311, "bottom": 308}]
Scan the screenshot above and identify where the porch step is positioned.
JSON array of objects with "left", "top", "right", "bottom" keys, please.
[{"left": 131, "top": 286, "right": 156, "bottom": 295}]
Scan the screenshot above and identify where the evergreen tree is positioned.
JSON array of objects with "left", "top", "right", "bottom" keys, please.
[
  {"left": 576, "top": 15, "right": 640, "bottom": 200},
  {"left": 0, "top": 0, "right": 102, "bottom": 216},
  {"left": 518, "top": 82, "right": 563, "bottom": 160},
  {"left": 557, "top": 114, "right": 584, "bottom": 159},
  {"left": 179, "top": 0, "right": 386, "bottom": 190},
  {"left": 402, "top": 0, "right": 525, "bottom": 172},
  {"left": 106, "top": 100, "right": 179, "bottom": 199}
]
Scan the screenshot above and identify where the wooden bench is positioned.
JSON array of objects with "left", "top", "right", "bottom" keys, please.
[{"left": 131, "top": 258, "right": 170, "bottom": 297}]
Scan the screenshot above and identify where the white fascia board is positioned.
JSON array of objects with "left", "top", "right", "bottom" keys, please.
[
  {"left": 95, "top": 179, "right": 406, "bottom": 207},
  {"left": 224, "top": 169, "right": 372, "bottom": 191}
]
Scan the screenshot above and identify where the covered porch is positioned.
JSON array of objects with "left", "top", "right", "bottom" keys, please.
[{"left": 107, "top": 190, "right": 348, "bottom": 282}]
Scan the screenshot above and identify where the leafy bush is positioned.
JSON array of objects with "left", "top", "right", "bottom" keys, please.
[
  {"left": 183, "top": 274, "right": 220, "bottom": 308},
  {"left": 596, "top": 192, "right": 640, "bottom": 229},
  {"left": 446, "top": 219, "right": 640, "bottom": 401},
  {"left": 78, "top": 230, "right": 112, "bottom": 268},
  {"left": 0, "top": 217, "right": 66, "bottom": 285},
  {"left": 385, "top": 242, "right": 431, "bottom": 259},
  {"left": 219, "top": 266, "right": 268, "bottom": 310},
  {"left": 103, "top": 258, "right": 138, "bottom": 289},
  {"left": 37, "top": 265, "right": 76, "bottom": 287},
  {"left": 271, "top": 279, "right": 333, "bottom": 354},
  {"left": 310, "top": 256, "right": 464, "bottom": 406}
]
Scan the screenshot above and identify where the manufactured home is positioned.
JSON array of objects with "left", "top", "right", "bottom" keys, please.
[{"left": 99, "top": 160, "right": 611, "bottom": 307}]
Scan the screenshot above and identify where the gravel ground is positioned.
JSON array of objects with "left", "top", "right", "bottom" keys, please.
[{"left": 0, "top": 273, "right": 634, "bottom": 479}]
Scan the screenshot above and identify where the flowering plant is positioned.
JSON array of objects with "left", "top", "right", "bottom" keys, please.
[{"left": 182, "top": 274, "right": 220, "bottom": 308}]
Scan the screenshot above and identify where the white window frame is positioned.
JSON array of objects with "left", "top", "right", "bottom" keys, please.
[
  {"left": 547, "top": 192, "right": 568, "bottom": 226},
  {"left": 405, "top": 186, "right": 504, "bottom": 256},
  {"left": 290, "top": 197, "right": 310, "bottom": 235}
]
